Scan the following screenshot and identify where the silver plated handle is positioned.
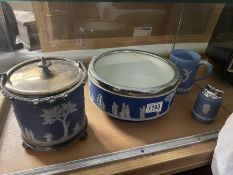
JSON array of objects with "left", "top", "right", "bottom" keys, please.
[
  {"left": 0, "top": 73, "right": 15, "bottom": 100},
  {"left": 77, "top": 61, "right": 87, "bottom": 85},
  {"left": 0, "top": 72, "right": 7, "bottom": 85}
]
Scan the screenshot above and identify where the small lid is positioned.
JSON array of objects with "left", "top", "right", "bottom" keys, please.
[
  {"left": 4, "top": 57, "right": 83, "bottom": 96},
  {"left": 202, "top": 84, "right": 224, "bottom": 99},
  {"left": 89, "top": 50, "right": 180, "bottom": 96}
]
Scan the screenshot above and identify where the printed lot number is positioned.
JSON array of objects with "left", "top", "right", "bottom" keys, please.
[{"left": 146, "top": 102, "right": 163, "bottom": 113}]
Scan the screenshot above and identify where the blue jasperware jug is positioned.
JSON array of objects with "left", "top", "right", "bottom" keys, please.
[{"left": 170, "top": 49, "right": 213, "bottom": 93}]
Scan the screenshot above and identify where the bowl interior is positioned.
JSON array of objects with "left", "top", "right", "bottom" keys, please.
[{"left": 94, "top": 52, "right": 175, "bottom": 89}]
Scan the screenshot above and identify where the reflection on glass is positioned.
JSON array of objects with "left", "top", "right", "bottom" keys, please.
[{"left": 0, "top": 2, "right": 229, "bottom": 64}]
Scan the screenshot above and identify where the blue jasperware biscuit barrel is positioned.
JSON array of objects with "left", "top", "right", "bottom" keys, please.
[
  {"left": 0, "top": 57, "right": 87, "bottom": 151},
  {"left": 88, "top": 50, "right": 180, "bottom": 121}
]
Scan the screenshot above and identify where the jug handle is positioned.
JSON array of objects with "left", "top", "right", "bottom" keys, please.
[{"left": 195, "top": 60, "right": 213, "bottom": 81}]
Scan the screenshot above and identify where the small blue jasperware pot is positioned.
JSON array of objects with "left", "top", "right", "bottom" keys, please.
[
  {"left": 88, "top": 50, "right": 180, "bottom": 121},
  {"left": 192, "top": 85, "right": 223, "bottom": 123},
  {"left": 170, "top": 49, "right": 213, "bottom": 93},
  {"left": 0, "top": 57, "right": 87, "bottom": 151}
]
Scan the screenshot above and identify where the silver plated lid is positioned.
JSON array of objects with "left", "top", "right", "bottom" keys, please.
[
  {"left": 202, "top": 84, "right": 224, "bottom": 100},
  {"left": 89, "top": 50, "right": 180, "bottom": 97},
  {"left": 4, "top": 57, "right": 84, "bottom": 96}
]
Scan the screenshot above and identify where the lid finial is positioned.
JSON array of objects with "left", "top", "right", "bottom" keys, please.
[{"left": 37, "top": 57, "right": 52, "bottom": 76}]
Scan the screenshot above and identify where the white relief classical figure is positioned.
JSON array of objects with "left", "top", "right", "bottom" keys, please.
[
  {"left": 96, "top": 94, "right": 102, "bottom": 107},
  {"left": 119, "top": 103, "right": 126, "bottom": 118},
  {"left": 164, "top": 92, "right": 176, "bottom": 108},
  {"left": 125, "top": 105, "right": 131, "bottom": 119},
  {"left": 97, "top": 94, "right": 105, "bottom": 110},
  {"left": 140, "top": 106, "right": 146, "bottom": 120},
  {"left": 112, "top": 102, "right": 119, "bottom": 116},
  {"left": 180, "top": 69, "right": 192, "bottom": 84},
  {"left": 44, "top": 133, "right": 53, "bottom": 143},
  {"left": 202, "top": 104, "right": 211, "bottom": 115},
  {"left": 40, "top": 101, "right": 78, "bottom": 139}
]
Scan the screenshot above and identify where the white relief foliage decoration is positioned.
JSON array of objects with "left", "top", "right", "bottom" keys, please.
[{"left": 40, "top": 101, "right": 78, "bottom": 139}]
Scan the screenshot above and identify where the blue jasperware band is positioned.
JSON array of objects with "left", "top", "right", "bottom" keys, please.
[{"left": 89, "top": 80, "right": 176, "bottom": 121}]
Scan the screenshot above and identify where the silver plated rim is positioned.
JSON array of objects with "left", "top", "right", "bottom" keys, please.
[
  {"left": 4, "top": 57, "right": 83, "bottom": 96},
  {"left": 89, "top": 49, "right": 180, "bottom": 97},
  {"left": 0, "top": 61, "right": 87, "bottom": 104},
  {"left": 89, "top": 77, "right": 178, "bottom": 99}
]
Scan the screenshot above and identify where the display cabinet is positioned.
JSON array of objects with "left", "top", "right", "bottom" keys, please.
[
  {"left": 31, "top": 2, "right": 224, "bottom": 51},
  {"left": 0, "top": 1, "right": 232, "bottom": 175}
]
